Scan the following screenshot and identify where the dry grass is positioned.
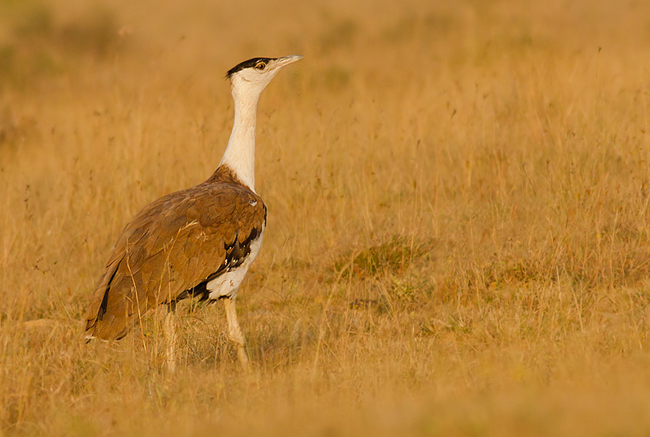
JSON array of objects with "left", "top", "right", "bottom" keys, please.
[{"left": 2, "top": 0, "right": 650, "bottom": 435}]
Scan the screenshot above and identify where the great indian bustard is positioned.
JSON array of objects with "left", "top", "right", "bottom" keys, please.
[{"left": 85, "top": 55, "right": 302, "bottom": 371}]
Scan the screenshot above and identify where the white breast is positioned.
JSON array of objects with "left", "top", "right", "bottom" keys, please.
[{"left": 206, "top": 228, "right": 264, "bottom": 300}]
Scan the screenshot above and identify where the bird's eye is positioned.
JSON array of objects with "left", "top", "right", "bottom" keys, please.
[{"left": 255, "top": 62, "right": 267, "bottom": 71}]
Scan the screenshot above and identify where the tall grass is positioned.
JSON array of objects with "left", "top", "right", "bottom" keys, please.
[{"left": 2, "top": 0, "right": 650, "bottom": 435}]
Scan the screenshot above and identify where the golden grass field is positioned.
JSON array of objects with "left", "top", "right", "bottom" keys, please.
[{"left": 2, "top": 0, "right": 650, "bottom": 435}]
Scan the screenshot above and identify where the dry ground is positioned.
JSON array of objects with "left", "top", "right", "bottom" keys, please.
[{"left": 2, "top": 0, "right": 650, "bottom": 435}]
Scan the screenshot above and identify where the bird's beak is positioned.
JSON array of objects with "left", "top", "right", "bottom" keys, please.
[{"left": 273, "top": 55, "right": 303, "bottom": 69}]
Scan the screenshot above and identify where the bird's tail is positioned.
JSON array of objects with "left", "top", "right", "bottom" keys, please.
[
  {"left": 84, "top": 259, "right": 137, "bottom": 341},
  {"left": 84, "top": 290, "right": 132, "bottom": 341}
]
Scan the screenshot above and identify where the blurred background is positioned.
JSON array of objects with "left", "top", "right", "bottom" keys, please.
[{"left": 1, "top": 0, "right": 648, "bottom": 93}]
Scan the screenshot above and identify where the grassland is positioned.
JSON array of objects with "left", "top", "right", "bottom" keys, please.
[{"left": 2, "top": 0, "right": 650, "bottom": 435}]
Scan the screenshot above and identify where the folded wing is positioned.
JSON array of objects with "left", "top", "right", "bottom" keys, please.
[{"left": 85, "top": 181, "right": 266, "bottom": 340}]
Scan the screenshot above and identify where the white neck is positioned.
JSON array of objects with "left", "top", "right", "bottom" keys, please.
[{"left": 219, "top": 86, "right": 261, "bottom": 191}]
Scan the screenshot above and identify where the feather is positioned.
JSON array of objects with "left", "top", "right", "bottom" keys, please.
[{"left": 84, "top": 165, "right": 266, "bottom": 340}]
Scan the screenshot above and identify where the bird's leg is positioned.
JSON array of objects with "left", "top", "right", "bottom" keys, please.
[
  {"left": 163, "top": 301, "right": 178, "bottom": 373},
  {"left": 223, "top": 297, "right": 250, "bottom": 372}
]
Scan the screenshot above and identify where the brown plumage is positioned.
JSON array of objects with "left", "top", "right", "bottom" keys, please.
[{"left": 84, "top": 165, "right": 266, "bottom": 340}]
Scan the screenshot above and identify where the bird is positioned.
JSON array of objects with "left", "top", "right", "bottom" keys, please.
[{"left": 84, "top": 55, "right": 303, "bottom": 371}]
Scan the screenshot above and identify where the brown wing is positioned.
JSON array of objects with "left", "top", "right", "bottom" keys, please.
[{"left": 85, "top": 181, "right": 266, "bottom": 340}]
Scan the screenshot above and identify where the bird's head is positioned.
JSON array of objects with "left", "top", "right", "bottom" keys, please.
[{"left": 226, "top": 55, "right": 302, "bottom": 100}]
